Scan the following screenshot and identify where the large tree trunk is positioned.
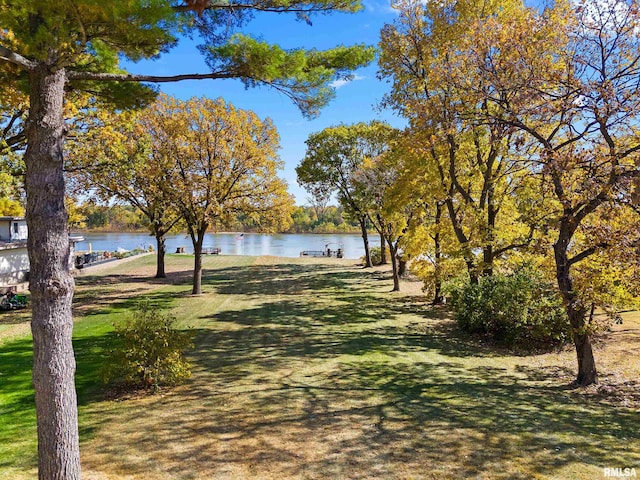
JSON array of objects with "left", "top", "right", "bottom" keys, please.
[
  {"left": 465, "top": 258, "right": 479, "bottom": 285},
  {"left": 389, "top": 241, "right": 400, "bottom": 292},
  {"left": 482, "top": 244, "right": 494, "bottom": 277},
  {"left": 378, "top": 225, "right": 387, "bottom": 265},
  {"left": 359, "top": 216, "right": 372, "bottom": 268},
  {"left": 154, "top": 230, "right": 166, "bottom": 279},
  {"left": 481, "top": 189, "right": 496, "bottom": 277},
  {"left": 444, "top": 198, "right": 478, "bottom": 284},
  {"left": 432, "top": 202, "right": 445, "bottom": 304},
  {"left": 26, "top": 66, "right": 81, "bottom": 479},
  {"left": 398, "top": 257, "right": 408, "bottom": 277},
  {"left": 193, "top": 247, "right": 203, "bottom": 294},
  {"left": 190, "top": 226, "right": 206, "bottom": 294},
  {"left": 570, "top": 307, "right": 597, "bottom": 385},
  {"left": 554, "top": 231, "right": 598, "bottom": 386}
]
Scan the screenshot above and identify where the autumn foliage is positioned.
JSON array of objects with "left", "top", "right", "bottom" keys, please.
[{"left": 372, "top": 0, "right": 640, "bottom": 384}]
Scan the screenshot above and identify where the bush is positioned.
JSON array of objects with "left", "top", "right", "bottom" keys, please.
[
  {"left": 103, "top": 301, "right": 194, "bottom": 389},
  {"left": 447, "top": 268, "right": 570, "bottom": 348},
  {"left": 365, "top": 246, "right": 391, "bottom": 266}
]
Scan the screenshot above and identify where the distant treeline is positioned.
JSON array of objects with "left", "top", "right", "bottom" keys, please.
[
  {"left": 287, "top": 205, "right": 360, "bottom": 233},
  {"left": 72, "top": 203, "right": 361, "bottom": 234}
]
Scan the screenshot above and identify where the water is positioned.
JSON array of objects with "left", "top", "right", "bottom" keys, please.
[{"left": 71, "top": 232, "right": 379, "bottom": 260}]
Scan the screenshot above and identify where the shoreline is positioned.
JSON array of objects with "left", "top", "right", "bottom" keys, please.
[
  {"left": 72, "top": 229, "right": 366, "bottom": 236},
  {"left": 71, "top": 232, "right": 374, "bottom": 260},
  {"left": 75, "top": 252, "right": 153, "bottom": 275}
]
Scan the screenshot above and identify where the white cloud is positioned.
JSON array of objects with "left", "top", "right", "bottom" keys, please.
[{"left": 330, "top": 75, "right": 366, "bottom": 89}]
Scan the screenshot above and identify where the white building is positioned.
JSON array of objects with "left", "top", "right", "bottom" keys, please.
[
  {"left": 0, "top": 217, "right": 82, "bottom": 287},
  {"left": 0, "top": 216, "right": 28, "bottom": 242}
]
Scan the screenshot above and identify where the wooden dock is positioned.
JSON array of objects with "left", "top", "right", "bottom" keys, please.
[{"left": 300, "top": 245, "right": 343, "bottom": 258}]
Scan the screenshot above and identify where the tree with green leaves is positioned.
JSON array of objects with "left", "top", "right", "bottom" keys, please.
[
  {"left": 0, "top": 2, "right": 373, "bottom": 477},
  {"left": 297, "top": 121, "right": 395, "bottom": 268}
]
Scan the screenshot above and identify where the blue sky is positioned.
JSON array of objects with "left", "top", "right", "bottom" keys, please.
[{"left": 123, "top": 0, "right": 404, "bottom": 205}]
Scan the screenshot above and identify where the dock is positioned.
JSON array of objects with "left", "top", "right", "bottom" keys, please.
[{"left": 300, "top": 244, "right": 343, "bottom": 258}]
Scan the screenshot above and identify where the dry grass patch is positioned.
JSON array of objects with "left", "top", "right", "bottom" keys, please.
[
  {"left": 1, "top": 254, "right": 638, "bottom": 479},
  {"left": 76, "top": 256, "right": 639, "bottom": 480}
]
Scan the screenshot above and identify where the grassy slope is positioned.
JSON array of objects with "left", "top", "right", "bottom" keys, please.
[{"left": 0, "top": 254, "right": 638, "bottom": 479}]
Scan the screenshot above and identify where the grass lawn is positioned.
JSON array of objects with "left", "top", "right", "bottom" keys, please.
[{"left": 1, "top": 254, "right": 638, "bottom": 479}]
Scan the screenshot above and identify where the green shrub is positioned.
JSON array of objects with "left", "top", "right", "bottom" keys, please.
[
  {"left": 447, "top": 268, "right": 570, "bottom": 348},
  {"left": 365, "top": 246, "right": 391, "bottom": 266},
  {"left": 103, "top": 301, "right": 194, "bottom": 389}
]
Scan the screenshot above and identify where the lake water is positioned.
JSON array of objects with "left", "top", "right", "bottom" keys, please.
[{"left": 71, "top": 232, "right": 380, "bottom": 260}]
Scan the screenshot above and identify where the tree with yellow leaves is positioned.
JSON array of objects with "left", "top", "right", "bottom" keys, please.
[
  {"left": 434, "top": 0, "right": 640, "bottom": 385},
  {"left": 141, "top": 95, "right": 293, "bottom": 294},
  {"left": 378, "top": 0, "right": 539, "bottom": 285},
  {"left": 351, "top": 146, "right": 411, "bottom": 291},
  {"left": 66, "top": 105, "right": 182, "bottom": 278}
]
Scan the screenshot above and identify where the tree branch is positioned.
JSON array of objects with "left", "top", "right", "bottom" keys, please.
[
  {"left": 0, "top": 45, "right": 37, "bottom": 70},
  {"left": 493, "top": 225, "right": 535, "bottom": 257},
  {"left": 172, "top": 1, "right": 356, "bottom": 14},
  {"left": 620, "top": 142, "right": 640, "bottom": 160},
  {"left": 2, "top": 110, "right": 25, "bottom": 138},
  {"left": 67, "top": 70, "right": 238, "bottom": 83},
  {"left": 0, "top": 131, "right": 27, "bottom": 155},
  {"left": 567, "top": 242, "right": 609, "bottom": 266},
  {"left": 1, "top": 110, "right": 27, "bottom": 154}
]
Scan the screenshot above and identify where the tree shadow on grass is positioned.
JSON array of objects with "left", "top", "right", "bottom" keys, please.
[
  {"left": 0, "top": 336, "right": 35, "bottom": 406},
  {"left": 201, "top": 262, "right": 384, "bottom": 297},
  {"left": 279, "top": 360, "right": 640, "bottom": 478},
  {"left": 190, "top": 303, "right": 485, "bottom": 387},
  {"left": 72, "top": 261, "right": 346, "bottom": 316},
  {"left": 5, "top": 321, "right": 634, "bottom": 479},
  {"left": 73, "top": 269, "right": 192, "bottom": 310},
  {"left": 74, "top": 332, "right": 120, "bottom": 406},
  {"left": 0, "top": 308, "right": 31, "bottom": 325},
  {"left": 9, "top": 258, "right": 637, "bottom": 478},
  {"left": 73, "top": 278, "right": 193, "bottom": 319},
  {"left": 142, "top": 260, "right": 637, "bottom": 477},
  {"left": 194, "top": 264, "right": 497, "bottom": 374},
  {"left": 77, "top": 321, "right": 640, "bottom": 479}
]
